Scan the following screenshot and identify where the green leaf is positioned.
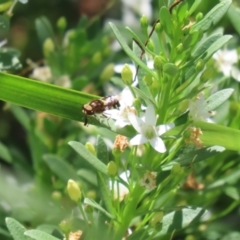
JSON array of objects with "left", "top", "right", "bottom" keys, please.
[
  {"left": 35, "top": 16, "right": 55, "bottom": 44},
  {"left": 192, "top": 0, "right": 232, "bottom": 32},
  {"left": 208, "top": 167, "right": 240, "bottom": 189},
  {"left": 10, "top": 105, "right": 31, "bottom": 131},
  {"left": 191, "top": 32, "right": 223, "bottom": 58},
  {"left": 84, "top": 198, "right": 114, "bottom": 219},
  {"left": 77, "top": 169, "right": 97, "bottom": 185},
  {"left": 0, "top": 15, "right": 9, "bottom": 31},
  {"left": 163, "top": 63, "right": 178, "bottom": 77},
  {"left": 188, "top": 0, "right": 202, "bottom": 16},
  {"left": 97, "top": 173, "right": 114, "bottom": 215},
  {"left": 195, "top": 121, "right": 240, "bottom": 151},
  {"left": 205, "top": 88, "right": 234, "bottom": 111},
  {"left": 132, "top": 41, "right": 153, "bottom": 99},
  {"left": 0, "top": 141, "right": 12, "bottom": 163},
  {"left": 0, "top": 72, "right": 97, "bottom": 123},
  {"left": 162, "top": 146, "right": 225, "bottom": 170},
  {"left": 68, "top": 141, "right": 107, "bottom": 175},
  {"left": 203, "top": 35, "right": 232, "bottom": 60},
  {"left": 109, "top": 22, "right": 157, "bottom": 80},
  {"left": 0, "top": 48, "right": 21, "bottom": 71},
  {"left": 43, "top": 154, "right": 79, "bottom": 183},
  {"left": 24, "top": 229, "right": 60, "bottom": 240},
  {"left": 159, "top": 6, "right": 174, "bottom": 39},
  {"left": 5, "top": 218, "right": 29, "bottom": 240},
  {"left": 228, "top": 5, "right": 240, "bottom": 36},
  {"left": 153, "top": 207, "right": 206, "bottom": 237},
  {"left": 96, "top": 135, "right": 109, "bottom": 165},
  {"left": 224, "top": 186, "right": 240, "bottom": 200}
]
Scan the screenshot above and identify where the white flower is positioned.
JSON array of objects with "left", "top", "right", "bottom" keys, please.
[
  {"left": 140, "top": 171, "right": 157, "bottom": 191},
  {"left": 128, "top": 104, "right": 174, "bottom": 153},
  {"left": 30, "top": 66, "right": 52, "bottom": 82},
  {"left": 104, "top": 87, "right": 136, "bottom": 128},
  {"left": 213, "top": 49, "right": 240, "bottom": 82},
  {"left": 188, "top": 94, "right": 212, "bottom": 122},
  {"left": 55, "top": 74, "right": 71, "bottom": 88},
  {"left": 110, "top": 171, "right": 129, "bottom": 201}
]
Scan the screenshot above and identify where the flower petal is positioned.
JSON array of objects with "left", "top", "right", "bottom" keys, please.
[
  {"left": 157, "top": 123, "right": 175, "bottom": 135},
  {"left": 149, "top": 137, "right": 166, "bottom": 153},
  {"left": 130, "top": 134, "right": 148, "bottom": 145},
  {"left": 115, "top": 118, "right": 130, "bottom": 128},
  {"left": 128, "top": 113, "right": 144, "bottom": 133},
  {"left": 145, "top": 104, "right": 156, "bottom": 125}
]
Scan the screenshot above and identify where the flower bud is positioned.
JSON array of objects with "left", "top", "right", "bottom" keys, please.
[
  {"left": 86, "top": 190, "right": 97, "bottom": 200},
  {"left": 0, "top": 1, "right": 12, "bottom": 12},
  {"left": 85, "top": 142, "right": 96, "bottom": 156},
  {"left": 133, "top": 98, "right": 141, "bottom": 113},
  {"left": 176, "top": 43, "right": 183, "bottom": 54},
  {"left": 57, "top": 17, "right": 67, "bottom": 31},
  {"left": 200, "top": 68, "right": 214, "bottom": 83},
  {"left": 196, "top": 12, "right": 203, "bottom": 22},
  {"left": 140, "top": 15, "right": 149, "bottom": 36},
  {"left": 121, "top": 64, "right": 133, "bottom": 86},
  {"left": 100, "top": 63, "right": 114, "bottom": 83},
  {"left": 147, "top": 39, "right": 155, "bottom": 52},
  {"left": 92, "top": 52, "right": 102, "bottom": 65},
  {"left": 67, "top": 179, "right": 81, "bottom": 202},
  {"left": 143, "top": 75, "right": 153, "bottom": 86},
  {"left": 51, "top": 191, "right": 62, "bottom": 201},
  {"left": 59, "top": 220, "right": 71, "bottom": 233},
  {"left": 155, "top": 22, "right": 162, "bottom": 34},
  {"left": 195, "top": 59, "right": 205, "bottom": 71},
  {"left": 150, "top": 212, "right": 164, "bottom": 226},
  {"left": 153, "top": 56, "right": 162, "bottom": 71},
  {"left": 107, "top": 161, "right": 118, "bottom": 177},
  {"left": 43, "top": 38, "right": 55, "bottom": 58}
]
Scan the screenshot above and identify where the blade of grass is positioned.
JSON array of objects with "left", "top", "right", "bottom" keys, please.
[{"left": 0, "top": 72, "right": 98, "bottom": 122}]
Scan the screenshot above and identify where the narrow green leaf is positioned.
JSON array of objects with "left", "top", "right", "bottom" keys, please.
[
  {"left": 154, "top": 207, "right": 206, "bottom": 237},
  {"left": 5, "top": 218, "right": 29, "bottom": 240},
  {"left": 205, "top": 88, "right": 234, "bottom": 111},
  {"left": 35, "top": 16, "right": 55, "bottom": 44},
  {"left": 162, "top": 146, "right": 225, "bottom": 170},
  {"left": 77, "top": 169, "right": 97, "bottom": 186},
  {"left": 43, "top": 154, "right": 79, "bottom": 182},
  {"left": 84, "top": 198, "right": 114, "bottom": 219},
  {"left": 159, "top": 7, "right": 174, "bottom": 38},
  {"left": 195, "top": 121, "right": 240, "bottom": 151},
  {"left": 0, "top": 72, "right": 97, "bottom": 123},
  {"left": 224, "top": 187, "right": 240, "bottom": 200},
  {"left": 163, "top": 63, "right": 178, "bottom": 77},
  {"left": 0, "top": 142, "right": 12, "bottom": 163},
  {"left": 204, "top": 35, "right": 232, "bottom": 60},
  {"left": 0, "top": 15, "right": 9, "bottom": 31},
  {"left": 109, "top": 22, "right": 157, "bottom": 80},
  {"left": 166, "top": 121, "right": 240, "bottom": 151},
  {"left": 188, "top": 0, "right": 202, "bottom": 16},
  {"left": 97, "top": 173, "right": 114, "bottom": 215},
  {"left": 208, "top": 167, "right": 240, "bottom": 189},
  {"left": 132, "top": 41, "right": 153, "bottom": 100},
  {"left": 228, "top": 5, "right": 240, "bottom": 36},
  {"left": 68, "top": 141, "right": 107, "bottom": 175},
  {"left": 192, "top": 0, "right": 232, "bottom": 32},
  {"left": 10, "top": 105, "right": 31, "bottom": 131},
  {"left": 24, "top": 229, "right": 60, "bottom": 240},
  {"left": 191, "top": 32, "right": 223, "bottom": 58},
  {"left": 0, "top": 48, "right": 21, "bottom": 70},
  {"left": 96, "top": 136, "right": 109, "bottom": 164}
]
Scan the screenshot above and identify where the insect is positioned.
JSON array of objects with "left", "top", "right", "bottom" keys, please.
[{"left": 82, "top": 96, "right": 120, "bottom": 126}]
